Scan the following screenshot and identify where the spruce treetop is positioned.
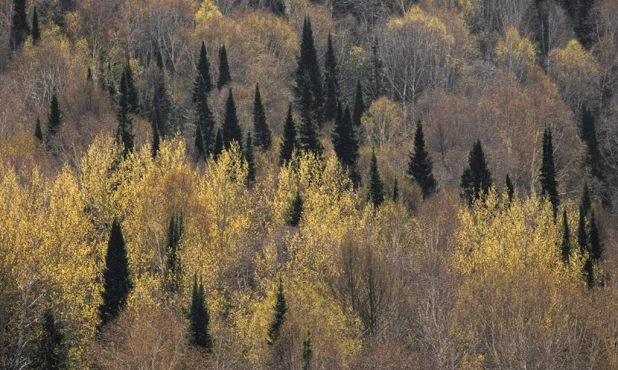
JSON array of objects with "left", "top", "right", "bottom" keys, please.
[
  {"left": 217, "top": 44, "right": 232, "bottom": 90},
  {"left": 367, "top": 148, "right": 385, "bottom": 208},
  {"left": 222, "top": 88, "right": 242, "bottom": 150},
  {"left": 279, "top": 103, "right": 298, "bottom": 165},
  {"left": 407, "top": 120, "right": 437, "bottom": 199},
  {"left": 253, "top": 83, "right": 272, "bottom": 150}
]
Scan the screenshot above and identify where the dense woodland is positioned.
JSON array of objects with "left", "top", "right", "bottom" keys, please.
[{"left": 1, "top": 0, "right": 618, "bottom": 368}]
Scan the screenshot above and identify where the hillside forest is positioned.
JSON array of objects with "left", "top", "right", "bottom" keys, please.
[{"left": 1, "top": 0, "right": 618, "bottom": 368}]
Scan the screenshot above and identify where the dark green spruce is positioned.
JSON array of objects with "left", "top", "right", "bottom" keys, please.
[
  {"left": 279, "top": 104, "right": 298, "bottom": 165},
  {"left": 245, "top": 131, "right": 256, "bottom": 183},
  {"left": 561, "top": 210, "right": 570, "bottom": 264},
  {"left": 151, "top": 117, "right": 160, "bottom": 158},
  {"left": 165, "top": 213, "right": 184, "bottom": 293},
  {"left": 589, "top": 210, "right": 602, "bottom": 261},
  {"left": 407, "top": 120, "right": 437, "bottom": 199},
  {"left": 285, "top": 191, "right": 303, "bottom": 227},
  {"left": 392, "top": 178, "right": 399, "bottom": 202},
  {"left": 221, "top": 88, "right": 242, "bottom": 150},
  {"left": 580, "top": 105, "right": 603, "bottom": 179},
  {"left": 217, "top": 44, "right": 232, "bottom": 90},
  {"left": 352, "top": 80, "right": 365, "bottom": 128},
  {"left": 47, "top": 92, "right": 62, "bottom": 137},
  {"left": 31, "top": 308, "right": 68, "bottom": 369},
  {"left": 10, "top": 0, "right": 29, "bottom": 50},
  {"left": 505, "top": 174, "right": 514, "bottom": 203},
  {"left": 189, "top": 275, "right": 212, "bottom": 352},
  {"left": 577, "top": 205, "right": 587, "bottom": 255},
  {"left": 294, "top": 17, "right": 324, "bottom": 127},
  {"left": 267, "top": 277, "right": 288, "bottom": 344},
  {"left": 252, "top": 83, "right": 272, "bottom": 150},
  {"left": 540, "top": 128, "right": 559, "bottom": 218},
  {"left": 193, "top": 41, "right": 213, "bottom": 100},
  {"left": 31, "top": 6, "right": 40, "bottom": 45},
  {"left": 302, "top": 329, "right": 312, "bottom": 370},
  {"left": 194, "top": 75, "right": 215, "bottom": 158},
  {"left": 116, "top": 71, "right": 135, "bottom": 157},
  {"left": 34, "top": 117, "right": 43, "bottom": 143},
  {"left": 324, "top": 33, "right": 339, "bottom": 122},
  {"left": 213, "top": 129, "right": 223, "bottom": 160},
  {"left": 460, "top": 140, "right": 493, "bottom": 205},
  {"left": 123, "top": 63, "right": 139, "bottom": 114},
  {"left": 366, "top": 149, "right": 385, "bottom": 208},
  {"left": 331, "top": 105, "right": 359, "bottom": 172}
]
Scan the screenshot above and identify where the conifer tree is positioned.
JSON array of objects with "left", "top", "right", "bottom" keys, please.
[
  {"left": 151, "top": 118, "right": 160, "bottom": 158},
  {"left": 194, "top": 76, "right": 215, "bottom": 156},
  {"left": 106, "top": 62, "right": 117, "bottom": 97},
  {"left": 116, "top": 71, "right": 135, "bottom": 157},
  {"left": 99, "top": 219, "right": 132, "bottom": 328},
  {"left": 302, "top": 329, "right": 312, "bottom": 370},
  {"left": 31, "top": 308, "right": 68, "bottom": 369},
  {"left": 298, "top": 81, "right": 323, "bottom": 156},
  {"left": 352, "top": 80, "right": 365, "bottom": 128},
  {"left": 285, "top": 191, "right": 303, "bottom": 227},
  {"left": 366, "top": 149, "right": 385, "bottom": 208},
  {"left": 31, "top": 6, "right": 40, "bottom": 45},
  {"left": 47, "top": 92, "right": 62, "bottom": 137},
  {"left": 460, "top": 140, "right": 493, "bottom": 205},
  {"left": 253, "top": 83, "right": 272, "bottom": 150},
  {"left": 34, "top": 117, "right": 43, "bottom": 143},
  {"left": 165, "top": 214, "right": 183, "bottom": 293},
  {"left": 193, "top": 42, "right": 213, "bottom": 100},
  {"left": 124, "top": 63, "right": 139, "bottom": 114},
  {"left": 582, "top": 183, "right": 592, "bottom": 215},
  {"left": 505, "top": 174, "right": 514, "bottom": 203},
  {"left": 279, "top": 104, "right": 298, "bottom": 165},
  {"left": 392, "top": 178, "right": 399, "bottom": 202},
  {"left": 189, "top": 275, "right": 212, "bottom": 351},
  {"left": 217, "top": 44, "right": 232, "bottom": 90},
  {"left": 152, "top": 68, "right": 171, "bottom": 137},
  {"left": 195, "top": 123, "right": 205, "bottom": 160},
  {"left": 155, "top": 47, "right": 164, "bottom": 70},
  {"left": 580, "top": 105, "right": 603, "bottom": 179},
  {"left": 222, "top": 88, "right": 242, "bottom": 150},
  {"left": 369, "top": 40, "right": 385, "bottom": 102},
  {"left": 584, "top": 257, "right": 594, "bottom": 287},
  {"left": 577, "top": 205, "right": 587, "bottom": 255},
  {"left": 589, "top": 210, "right": 602, "bottom": 261},
  {"left": 213, "top": 129, "right": 223, "bottom": 160},
  {"left": 331, "top": 106, "right": 359, "bottom": 170},
  {"left": 407, "top": 120, "right": 437, "bottom": 199},
  {"left": 10, "top": 0, "right": 29, "bottom": 50},
  {"left": 245, "top": 131, "right": 256, "bottom": 183},
  {"left": 267, "top": 277, "right": 288, "bottom": 344},
  {"left": 87, "top": 67, "right": 93, "bottom": 82},
  {"left": 294, "top": 17, "right": 324, "bottom": 127},
  {"left": 324, "top": 33, "right": 339, "bottom": 122},
  {"left": 540, "top": 128, "right": 559, "bottom": 218},
  {"left": 561, "top": 210, "right": 570, "bottom": 264}
]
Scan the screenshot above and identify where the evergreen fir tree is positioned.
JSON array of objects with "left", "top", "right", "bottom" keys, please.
[
  {"left": 165, "top": 214, "right": 183, "bottom": 293},
  {"left": 324, "top": 33, "right": 339, "bottom": 122},
  {"left": 217, "top": 44, "right": 232, "bottom": 90},
  {"left": 582, "top": 183, "right": 592, "bottom": 216},
  {"left": 369, "top": 40, "right": 385, "bottom": 102},
  {"left": 561, "top": 210, "right": 571, "bottom": 264},
  {"left": 577, "top": 205, "right": 587, "bottom": 255},
  {"left": 31, "top": 6, "right": 40, "bottom": 45},
  {"left": 392, "top": 178, "right": 399, "bottom": 202},
  {"left": 279, "top": 104, "right": 298, "bottom": 165},
  {"left": 589, "top": 210, "right": 602, "bottom": 261},
  {"left": 331, "top": 106, "right": 359, "bottom": 170},
  {"left": 253, "top": 83, "right": 272, "bottom": 150},
  {"left": 267, "top": 277, "right": 288, "bottom": 344},
  {"left": 193, "top": 41, "right": 213, "bottom": 101},
  {"left": 124, "top": 63, "right": 139, "bottom": 114},
  {"left": 302, "top": 329, "right": 312, "bottom": 370},
  {"left": 407, "top": 120, "right": 437, "bottom": 199},
  {"left": 194, "top": 76, "right": 215, "bottom": 156},
  {"left": 10, "top": 0, "right": 29, "bottom": 50},
  {"left": 155, "top": 47, "right": 164, "bottom": 70},
  {"left": 116, "top": 71, "right": 135, "bottom": 157},
  {"left": 285, "top": 191, "right": 303, "bottom": 227},
  {"left": 584, "top": 257, "right": 594, "bottom": 287},
  {"left": 245, "top": 131, "right": 256, "bottom": 183},
  {"left": 540, "top": 128, "right": 559, "bottom": 218},
  {"left": 47, "top": 92, "right": 62, "bottom": 137},
  {"left": 221, "top": 88, "right": 242, "bottom": 150},
  {"left": 460, "top": 140, "right": 493, "bottom": 205},
  {"left": 34, "top": 117, "right": 43, "bottom": 143},
  {"left": 189, "top": 275, "right": 212, "bottom": 351},
  {"left": 213, "top": 129, "right": 223, "bottom": 160},
  {"left": 152, "top": 68, "right": 171, "bottom": 137},
  {"left": 298, "top": 80, "right": 323, "bottom": 156},
  {"left": 294, "top": 17, "right": 324, "bottom": 127},
  {"left": 195, "top": 123, "right": 206, "bottom": 160},
  {"left": 99, "top": 219, "right": 132, "bottom": 328},
  {"left": 352, "top": 80, "right": 365, "bottom": 128},
  {"left": 580, "top": 104, "right": 603, "bottom": 179},
  {"left": 31, "top": 308, "right": 68, "bottom": 369},
  {"left": 366, "top": 149, "right": 385, "bottom": 208},
  {"left": 505, "top": 173, "right": 514, "bottom": 203},
  {"left": 87, "top": 67, "right": 93, "bottom": 82},
  {"left": 106, "top": 62, "right": 117, "bottom": 97},
  {"left": 151, "top": 117, "right": 160, "bottom": 158}
]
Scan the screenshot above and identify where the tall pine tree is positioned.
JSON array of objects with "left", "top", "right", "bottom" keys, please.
[
  {"left": 99, "top": 219, "right": 132, "bottom": 328},
  {"left": 124, "top": 63, "right": 139, "bottom": 114},
  {"left": 189, "top": 275, "right": 212, "bottom": 351},
  {"left": 352, "top": 80, "right": 365, "bottom": 128},
  {"left": 34, "top": 117, "right": 43, "bottom": 143},
  {"left": 285, "top": 191, "right": 303, "bottom": 227},
  {"left": 331, "top": 105, "right": 359, "bottom": 171},
  {"left": 194, "top": 75, "right": 215, "bottom": 157},
  {"left": 151, "top": 117, "right": 160, "bottom": 158},
  {"left": 165, "top": 213, "right": 184, "bottom": 293},
  {"left": 221, "top": 88, "right": 242, "bottom": 150},
  {"left": 294, "top": 17, "right": 324, "bottom": 128},
  {"left": 324, "top": 33, "right": 339, "bottom": 122},
  {"left": 540, "top": 128, "right": 559, "bottom": 218},
  {"left": 193, "top": 41, "right": 213, "bottom": 101},
  {"left": 577, "top": 204, "right": 587, "bottom": 255},
  {"left": 407, "top": 120, "right": 437, "bottom": 199},
  {"left": 279, "top": 104, "right": 298, "bottom": 165},
  {"left": 267, "top": 277, "right": 288, "bottom": 344},
  {"left": 298, "top": 80, "right": 323, "bottom": 156},
  {"left": 116, "top": 71, "right": 135, "bottom": 157},
  {"left": 505, "top": 173, "right": 514, "bottom": 203},
  {"left": 368, "top": 40, "right": 385, "bottom": 102},
  {"left": 245, "top": 131, "right": 256, "bottom": 183},
  {"left": 460, "top": 140, "right": 493, "bottom": 205},
  {"left": 561, "top": 210, "right": 571, "bottom": 264},
  {"left": 31, "top": 6, "right": 40, "bottom": 45},
  {"left": 10, "top": 0, "right": 29, "bottom": 50},
  {"left": 366, "top": 148, "right": 385, "bottom": 208},
  {"left": 31, "top": 308, "right": 68, "bottom": 369},
  {"left": 151, "top": 66, "right": 171, "bottom": 137},
  {"left": 217, "top": 44, "right": 232, "bottom": 90},
  {"left": 580, "top": 104, "right": 603, "bottom": 179},
  {"left": 47, "top": 92, "right": 62, "bottom": 137},
  {"left": 213, "top": 129, "right": 223, "bottom": 160},
  {"left": 253, "top": 83, "right": 272, "bottom": 150},
  {"left": 589, "top": 210, "right": 602, "bottom": 261}
]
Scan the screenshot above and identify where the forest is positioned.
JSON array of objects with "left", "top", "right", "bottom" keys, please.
[{"left": 1, "top": 0, "right": 618, "bottom": 368}]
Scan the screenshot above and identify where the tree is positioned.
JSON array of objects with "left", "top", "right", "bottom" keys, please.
[
  {"left": 352, "top": 80, "right": 365, "bottom": 128},
  {"left": 561, "top": 210, "right": 570, "bottom": 264},
  {"left": 87, "top": 67, "right": 93, "bottom": 82},
  {"left": 577, "top": 205, "right": 587, "bottom": 255},
  {"left": 221, "top": 88, "right": 242, "bottom": 150},
  {"left": 366, "top": 149, "right": 385, "bottom": 208},
  {"left": 580, "top": 105, "right": 602, "bottom": 179},
  {"left": 245, "top": 131, "right": 256, "bottom": 183},
  {"left": 99, "top": 219, "right": 133, "bottom": 329},
  {"left": 217, "top": 44, "right": 231, "bottom": 90},
  {"left": 34, "top": 117, "right": 43, "bottom": 143},
  {"left": 407, "top": 120, "right": 437, "bottom": 199},
  {"left": 589, "top": 210, "right": 602, "bottom": 261},
  {"left": 368, "top": 40, "right": 385, "bottom": 102},
  {"left": 582, "top": 184, "right": 591, "bottom": 215},
  {"left": 193, "top": 42, "right": 213, "bottom": 101},
  {"left": 331, "top": 106, "right": 359, "bottom": 171},
  {"left": 267, "top": 277, "right": 288, "bottom": 344},
  {"left": 460, "top": 140, "right": 493, "bottom": 205},
  {"left": 151, "top": 117, "right": 160, "bottom": 158},
  {"left": 151, "top": 70, "right": 171, "bottom": 137},
  {"left": 540, "top": 128, "right": 559, "bottom": 218},
  {"left": 324, "top": 33, "right": 339, "bottom": 122},
  {"left": 10, "top": 0, "right": 29, "bottom": 50},
  {"left": 31, "top": 6, "right": 40, "bottom": 45},
  {"left": 155, "top": 47, "right": 164, "bottom": 70},
  {"left": 279, "top": 104, "right": 298, "bottom": 165},
  {"left": 253, "top": 83, "right": 272, "bottom": 150},
  {"left": 195, "top": 124, "right": 206, "bottom": 160},
  {"left": 213, "top": 129, "right": 223, "bottom": 160},
  {"left": 298, "top": 80, "right": 323, "bottom": 156},
  {"left": 124, "top": 63, "right": 139, "bottom": 114},
  {"left": 505, "top": 174, "right": 514, "bottom": 203},
  {"left": 285, "top": 191, "right": 303, "bottom": 227},
  {"left": 31, "top": 308, "right": 68, "bottom": 369},
  {"left": 194, "top": 76, "right": 215, "bottom": 156},
  {"left": 116, "top": 71, "right": 135, "bottom": 157},
  {"left": 47, "top": 93, "right": 62, "bottom": 137},
  {"left": 165, "top": 213, "right": 183, "bottom": 293},
  {"left": 294, "top": 17, "right": 324, "bottom": 127},
  {"left": 392, "top": 178, "right": 399, "bottom": 202},
  {"left": 189, "top": 275, "right": 212, "bottom": 351},
  {"left": 302, "top": 329, "right": 312, "bottom": 370}
]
